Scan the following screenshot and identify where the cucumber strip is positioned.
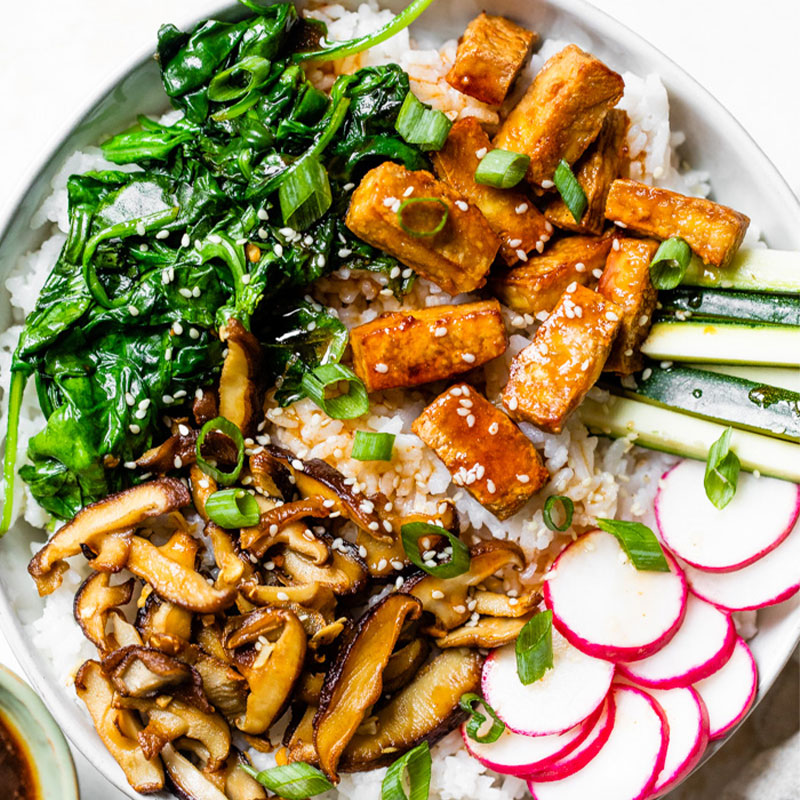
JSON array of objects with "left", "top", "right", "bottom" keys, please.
[
  {"left": 659, "top": 287, "right": 800, "bottom": 326},
  {"left": 578, "top": 394, "right": 800, "bottom": 482},
  {"left": 620, "top": 366, "right": 800, "bottom": 442},
  {"left": 641, "top": 320, "right": 800, "bottom": 367},
  {"left": 682, "top": 248, "right": 800, "bottom": 294},
  {"left": 693, "top": 364, "right": 800, "bottom": 393}
]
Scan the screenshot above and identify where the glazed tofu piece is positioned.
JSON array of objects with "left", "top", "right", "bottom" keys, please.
[
  {"left": 350, "top": 300, "right": 507, "bottom": 393},
  {"left": 445, "top": 13, "right": 538, "bottom": 106},
  {"left": 598, "top": 238, "right": 659, "bottom": 375},
  {"left": 346, "top": 162, "right": 501, "bottom": 295},
  {"left": 412, "top": 383, "right": 548, "bottom": 519},
  {"left": 494, "top": 45, "right": 624, "bottom": 189},
  {"left": 502, "top": 284, "right": 622, "bottom": 433},
  {"left": 604, "top": 179, "right": 750, "bottom": 268},
  {"left": 432, "top": 118, "right": 551, "bottom": 265},
  {"left": 491, "top": 234, "right": 615, "bottom": 315},
  {"left": 545, "top": 109, "right": 629, "bottom": 234}
]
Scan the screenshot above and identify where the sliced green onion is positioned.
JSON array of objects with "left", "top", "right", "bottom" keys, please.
[
  {"left": 475, "top": 149, "right": 531, "bottom": 189},
  {"left": 351, "top": 431, "right": 395, "bottom": 461},
  {"left": 195, "top": 416, "right": 245, "bottom": 486},
  {"left": 460, "top": 693, "right": 505, "bottom": 743},
  {"left": 301, "top": 363, "right": 369, "bottom": 419},
  {"left": 543, "top": 495, "right": 574, "bottom": 532},
  {"left": 395, "top": 92, "right": 453, "bottom": 151},
  {"left": 515, "top": 609, "right": 554, "bottom": 685},
  {"left": 553, "top": 159, "right": 587, "bottom": 223},
  {"left": 382, "top": 741, "right": 431, "bottom": 800},
  {"left": 279, "top": 155, "right": 332, "bottom": 231},
  {"left": 704, "top": 426, "right": 740, "bottom": 509},
  {"left": 397, "top": 197, "right": 449, "bottom": 238},
  {"left": 240, "top": 762, "right": 333, "bottom": 799},
  {"left": 205, "top": 488, "right": 260, "bottom": 528},
  {"left": 595, "top": 518, "right": 670, "bottom": 572},
  {"left": 208, "top": 56, "right": 272, "bottom": 103},
  {"left": 401, "top": 522, "right": 470, "bottom": 579},
  {"left": 649, "top": 237, "right": 692, "bottom": 290},
  {"left": 295, "top": 0, "right": 437, "bottom": 64},
  {"left": 0, "top": 371, "right": 26, "bottom": 534}
]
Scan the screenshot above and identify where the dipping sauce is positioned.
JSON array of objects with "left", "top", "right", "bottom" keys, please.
[{"left": 0, "top": 710, "right": 38, "bottom": 800}]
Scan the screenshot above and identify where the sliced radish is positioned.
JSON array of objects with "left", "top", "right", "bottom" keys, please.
[
  {"left": 527, "top": 685, "right": 668, "bottom": 800},
  {"left": 644, "top": 686, "right": 709, "bottom": 797},
  {"left": 544, "top": 530, "right": 687, "bottom": 661},
  {"left": 617, "top": 593, "right": 735, "bottom": 688},
  {"left": 655, "top": 461, "right": 800, "bottom": 571},
  {"left": 682, "top": 517, "right": 800, "bottom": 611},
  {"left": 526, "top": 695, "right": 616, "bottom": 783},
  {"left": 461, "top": 705, "right": 600, "bottom": 776},
  {"left": 482, "top": 628, "right": 614, "bottom": 736},
  {"left": 693, "top": 637, "right": 757, "bottom": 740}
]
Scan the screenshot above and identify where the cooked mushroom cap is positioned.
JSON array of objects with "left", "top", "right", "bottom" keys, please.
[
  {"left": 218, "top": 319, "right": 264, "bottom": 437},
  {"left": 286, "top": 704, "right": 319, "bottom": 765},
  {"left": 136, "top": 593, "right": 194, "bottom": 656},
  {"left": 240, "top": 498, "right": 331, "bottom": 558},
  {"left": 135, "top": 432, "right": 199, "bottom": 473},
  {"left": 280, "top": 538, "right": 368, "bottom": 596},
  {"left": 180, "top": 644, "right": 249, "bottom": 724},
  {"left": 161, "top": 743, "right": 229, "bottom": 800},
  {"left": 382, "top": 638, "right": 431, "bottom": 693},
  {"left": 435, "top": 614, "right": 534, "bottom": 649},
  {"left": 73, "top": 572, "right": 134, "bottom": 654}
]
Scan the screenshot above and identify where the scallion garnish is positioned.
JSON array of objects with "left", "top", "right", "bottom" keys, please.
[
  {"left": 241, "top": 762, "right": 333, "bottom": 799},
  {"left": 195, "top": 416, "right": 245, "bottom": 486},
  {"left": 649, "top": 237, "right": 692, "bottom": 290},
  {"left": 704, "top": 426, "right": 740, "bottom": 509},
  {"left": 396, "top": 197, "right": 449, "bottom": 238},
  {"left": 400, "top": 522, "right": 470, "bottom": 579},
  {"left": 474, "top": 149, "right": 531, "bottom": 189},
  {"left": 543, "top": 495, "right": 574, "bottom": 532},
  {"left": 595, "top": 518, "right": 670, "bottom": 572},
  {"left": 351, "top": 431, "right": 395, "bottom": 461},
  {"left": 301, "top": 363, "right": 369, "bottom": 419},
  {"left": 395, "top": 92, "right": 453, "bottom": 151},
  {"left": 278, "top": 155, "right": 333, "bottom": 231},
  {"left": 460, "top": 693, "right": 505, "bottom": 743},
  {"left": 0, "top": 371, "right": 25, "bottom": 534},
  {"left": 515, "top": 610, "right": 554, "bottom": 685},
  {"left": 205, "top": 488, "right": 260, "bottom": 528},
  {"left": 381, "top": 741, "right": 432, "bottom": 800},
  {"left": 553, "top": 159, "right": 587, "bottom": 223}
]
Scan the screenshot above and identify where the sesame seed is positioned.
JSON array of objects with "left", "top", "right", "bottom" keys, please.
[
  {"left": 455, "top": 200, "right": 469, "bottom": 212},
  {"left": 541, "top": 179, "right": 555, "bottom": 189},
  {"left": 291, "top": 459, "right": 304, "bottom": 471},
  {"left": 383, "top": 520, "right": 393, "bottom": 533},
  {"left": 466, "top": 414, "right": 475, "bottom": 427},
  {"left": 486, "top": 480, "right": 496, "bottom": 494},
  {"left": 258, "top": 227, "right": 268, "bottom": 239},
  {"left": 567, "top": 281, "right": 577, "bottom": 293},
  {"left": 488, "top": 422, "right": 499, "bottom": 435},
  {"left": 613, "top": 238, "right": 621, "bottom": 251},
  {"left": 508, "top": 238, "right": 522, "bottom": 248},
  {"left": 123, "top": 461, "right": 137, "bottom": 469},
  {"left": 515, "top": 203, "right": 529, "bottom": 214},
  {"left": 592, "top": 268, "right": 604, "bottom": 279},
  {"left": 508, "top": 597, "right": 519, "bottom": 606},
  {"left": 606, "top": 311, "right": 619, "bottom": 321},
  {"left": 391, "top": 560, "right": 404, "bottom": 571},
  {"left": 461, "top": 353, "right": 476, "bottom": 364},
  {"left": 383, "top": 196, "right": 398, "bottom": 208},
  {"left": 135, "top": 221, "right": 146, "bottom": 236},
  {"left": 179, "top": 288, "right": 192, "bottom": 299},
  {"left": 450, "top": 386, "right": 463, "bottom": 396},
  {"left": 375, "top": 362, "right": 389, "bottom": 373},
  {"left": 434, "top": 326, "right": 448, "bottom": 337},
  {"left": 639, "top": 314, "right": 649, "bottom": 326},
  {"left": 155, "top": 229, "right": 169, "bottom": 240},
  {"left": 536, "top": 310, "right": 549, "bottom": 322},
  {"left": 178, "top": 424, "right": 190, "bottom": 436},
  {"left": 377, "top": 558, "right": 388, "bottom": 571},
  {"left": 624, "top": 348, "right": 634, "bottom": 357},
  {"left": 257, "top": 208, "right": 269, "bottom": 220},
  {"left": 402, "top": 268, "right": 413, "bottom": 279},
  {"left": 273, "top": 243, "right": 283, "bottom": 257},
  {"left": 507, "top": 396, "right": 518, "bottom": 411},
  {"left": 338, "top": 248, "right": 352, "bottom": 258},
  {"left": 277, "top": 591, "right": 289, "bottom": 601},
  {"left": 475, "top": 147, "right": 488, "bottom": 159},
  {"left": 173, "top": 322, "right": 184, "bottom": 335},
  {"left": 535, "top": 240, "right": 545, "bottom": 253},
  {"left": 134, "top": 408, "right": 147, "bottom": 420},
  {"left": 615, "top": 220, "right": 628, "bottom": 228},
  {"left": 517, "top": 474, "right": 530, "bottom": 483},
  {"left": 516, "top": 249, "right": 529, "bottom": 262},
  {"left": 642, "top": 368, "right": 653, "bottom": 380},
  {"left": 181, "top": 233, "right": 191, "bottom": 248},
  {"left": 359, "top": 545, "right": 368, "bottom": 558},
  {"left": 128, "top": 305, "right": 139, "bottom": 317},
  {"left": 431, "top": 590, "right": 445, "bottom": 600},
  {"left": 459, "top": 398, "right": 473, "bottom": 408},
  {"left": 453, "top": 605, "right": 466, "bottom": 614},
  {"left": 575, "top": 262, "right": 586, "bottom": 272},
  {"left": 125, "top": 392, "right": 135, "bottom": 406},
  {"left": 129, "top": 424, "right": 141, "bottom": 434},
  {"left": 173, "top": 456, "right": 183, "bottom": 469},
  {"left": 269, "top": 524, "right": 279, "bottom": 535},
  {"left": 188, "top": 327, "right": 199, "bottom": 340},
  {"left": 164, "top": 347, "right": 173, "bottom": 361}
]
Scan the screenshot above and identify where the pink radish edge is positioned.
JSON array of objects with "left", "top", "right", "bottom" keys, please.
[
  {"left": 686, "top": 561, "right": 800, "bottom": 612},
  {"left": 654, "top": 464, "right": 800, "bottom": 572},
  {"left": 543, "top": 547, "right": 688, "bottom": 662}
]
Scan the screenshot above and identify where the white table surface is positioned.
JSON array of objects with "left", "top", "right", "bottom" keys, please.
[{"left": 0, "top": 1, "right": 797, "bottom": 797}]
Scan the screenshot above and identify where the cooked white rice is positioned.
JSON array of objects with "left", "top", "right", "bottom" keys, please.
[{"left": 0, "top": 3, "right": 759, "bottom": 798}]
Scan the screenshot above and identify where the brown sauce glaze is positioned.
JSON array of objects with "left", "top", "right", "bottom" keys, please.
[{"left": 0, "top": 711, "right": 38, "bottom": 800}]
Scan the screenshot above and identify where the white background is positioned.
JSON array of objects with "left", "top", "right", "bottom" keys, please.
[{"left": 0, "top": 1, "right": 797, "bottom": 797}]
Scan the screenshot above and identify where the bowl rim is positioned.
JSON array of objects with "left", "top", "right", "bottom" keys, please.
[{"left": 0, "top": 1, "right": 798, "bottom": 798}]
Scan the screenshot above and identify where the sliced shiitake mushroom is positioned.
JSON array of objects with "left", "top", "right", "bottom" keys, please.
[
  {"left": 279, "top": 537, "right": 367, "bottom": 596},
  {"left": 249, "top": 450, "right": 294, "bottom": 500},
  {"left": 190, "top": 464, "right": 217, "bottom": 521},
  {"left": 107, "top": 609, "right": 145, "bottom": 650},
  {"left": 340, "top": 648, "right": 482, "bottom": 771},
  {"left": 135, "top": 432, "right": 198, "bottom": 473},
  {"left": 136, "top": 593, "right": 193, "bottom": 657},
  {"left": 382, "top": 638, "right": 430, "bottom": 693},
  {"left": 161, "top": 743, "right": 229, "bottom": 800},
  {"left": 473, "top": 587, "right": 541, "bottom": 617},
  {"left": 75, "top": 660, "right": 165, "bottom": 793},
  {"left": 313, "top": 593, "right": 422, "bottom": 781},
  {"left": 240, "top": 498, "right": 331, "bottom": 558},
  {"left": 202, "top": 749, "right": 267, "bottom": 800},
  {"left": 239, "top": 580, "right": 336, "bottom": 614},
  {"left": 435, "top": 614, "right": 534, "bottom": 649},
  {"left": 180, "top": 644, "right": 249, "bottom": 725},
  {"left": 206, "top": 522, "right": 254, "bottom": 590},
  {"left": 73, "top": 572, "right": 134, "bottom": 654},
  {"left": 29, "top": 478, "right": 190, "bottom": 595},
  {"left": 296, "top": 671, "right": 326, "bottom": 706},
  {"left": 218, "top": 319, "right": 264, "bottom": 437},
  {"left": 286, "top": 704, "right": 319, "bottom": 765}
]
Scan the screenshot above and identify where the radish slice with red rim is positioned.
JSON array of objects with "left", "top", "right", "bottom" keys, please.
[
  {"left": 655, "top": 461, "right": 800, "bottom": 572},
  {"left": 544, "top": 529, "right": 687, "bottom": 661},
  {"left": 693, "top": 637, "right": 757, "bottom": 740},
  {"left": 527, "top": 684, "right": 668, "bottom": 800},
  {"left": 481, "top": 628, "right": 614, "bottom": 737},
  {"left": 617, "top": 593, "right": 735, "bottom": 689}
]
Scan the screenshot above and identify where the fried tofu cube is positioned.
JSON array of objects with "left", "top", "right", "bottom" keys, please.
[
  {"left": 545, "top": 109, "right": 629, "bottom": 234},
  {"left": 502, "top": 285, "right": 622, "bottom": 432},
  {"left": 432, "top": 118, "right": 551, "bottom": 265},
  {"left": 491, "top": 234, "right": 615, "bottom": 315},
  {"left": 598, "top": 238, "right": 659, "bottom": 375},
  {"left": 345, "top": 162, "right": 501, "bottom": 295},
  {"left": 445, "top": 13, "right": 538, "bottom": 106},
  {"left": 494, "top": 45, "right": 624, "bottom": 189},
  {"left": 350, "top": 300, "right": 507, "bottom": 393},
  {"left": 412, "top": 383, "right": 548, "bottom": 519},
  {"left": 604, "top": 179, "right": 750, "bottom": 268}
]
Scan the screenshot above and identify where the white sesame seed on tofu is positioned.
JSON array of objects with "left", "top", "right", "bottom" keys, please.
[
  {"left": 459, "top": 398, "right": 473, "bottom": 408},
  {"left": 434, "top": 326, "right": 448, "bottom": 337},
  {"left": 359, "top": 545, "right": 368, "bottom": 558},
  {"left": 606, "top": 311, "right": 619, "bottom": 321},
  {"left": 516, "top": 474, "right": 530, "bottom": 483},
  {"left": 575, "top": 262, "right": 586, "bottom": 272},
  {"left": 461, "top": 353, "right": 476, "bottom": 363},
  {"left": 612, "top": 238, "right": 621, "bottom": 251},
  {"left": 455, "top": 200, "right": 469, "bottom": 212},
  {"left": 515, "top": 203, "right": 529, "bottom": 214},
  {"left": 402, "top": 268, "right": 413, "bottom": 279},
  {"left": 277, "top": 591, "right": 289, "bottom": 602},
  {"left": 450, "top": 386, "right": 463, "bottom": 396},
  {"left": 507, "top": 396, "right": 518, "bottom": 411},
  {"left": 475, "top": 147, "right": 488, "bottom": 159},
  {"left": 508, "top": 238, "right": 523, "bottom": 248},
  {"left": 457, "top": 407, "right": 469, "bottom": 417},
  {"left": 592, "top": 268, "right": 604, "bottom": 279},
  {"left": 375, "top": 362, "right": 389, "bottom": 373},
  {"left": 566, "top": 281, "right": 577, "bottom": 293},
  {"left": 615, "top": 221, "right": 627, "bottom": 228},
  {"left": 488, "top": 422, "right": 499, "bottom": 435},
  {"left": 535, "top": 240, "right": 545, "bottom": 253},
  {"left": 486, "top": 479, "right": 496, "bottom": 494},
  {"left": 466, "top": 415, "right": 475, "bottom": 428}
]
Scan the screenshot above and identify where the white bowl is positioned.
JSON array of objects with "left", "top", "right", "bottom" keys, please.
[{"left": 0, "top": 1, "right": 798, "bottom": 798}]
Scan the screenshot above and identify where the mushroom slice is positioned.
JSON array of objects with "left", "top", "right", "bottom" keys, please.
[
  {"left": 286, "top": 705, "right": 319, "bottom": 765},
  {"left": 73, "top": 572, "right": 134, "bottom": 654},
  {"left": 296, "top": 672, "right": 326, "bottom": 706},
  {"left": 180, "top": 645, "right": 249, "bottom": 724},
  {"left": 473, "top": 587, "right": 541, "bottom": 617},
  {"left": 161, "top": 744, "right": 229, "bottom": 800},
  {"left": 435, "top": 614, "right": 534, "bottom": 649},
  {"left": 402, "top": 541, "right": 525, "bottom": 634},
  {"left": 219, "top": 319, "right": 264, "bottom": 437},
  {"left": 29, "top": 478, "right": 190, "bottom": 596},
  {"left": 135, "top": 431, "right": 198, "bottom": 473},
  {"left": 314, "top": 593, "right": 422, "bottom": 781},
  {"left": 249, "top": 450, "right": 294, "bottom": 500},
  {"left": 193, "top": 387, "right": 219, "bottom": 427},
  {"left": 212, "top": 750, "right": 268, "bottom": 800},
  {"left": 240, "top": 498, "right": 331, "bottom": 558},
  {"left": 206, "top": 523, "right": 253, "bottom": 590},
  {"left": 223, "top": 607, "right": 307, "bottom": 735},
  {"left": 75, "top": 660, "right": 165, "bottom": 793},
  {"left": 107, "top": 609, "right": 145, "bottom": 650},
  {"left": 239, "top": 580, "right": 336, "bottom": 614},
  {"left": 280, "top": 538, "right": 367, "bottom": 596},
  {"left": 383, "top": 638, "right": 431, "bottom": 693},
  {"left": 340, "top": 648, "right": 482, "bottom": 771},
  {"left": 136, "top": 593, "right": 194, "bottom": 656},
  {"left": 190, "top": 464, "right": 217, "bottom": 521},
  {"left": 102, "top": 645, "right": 198, "bottom": 701}
]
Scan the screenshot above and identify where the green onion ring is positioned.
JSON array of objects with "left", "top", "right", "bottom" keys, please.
[
  {"left": 543, "top": 495, "right": 574, "bottom": 532},
  {"left": 397, "top": 197, "right": 449, "bottom": 238},
  {"left": 195, "top": 416, "right": 245, "bottom": 486},
  {"left": 459, "top": 693, "right": 505, "bottom": 743},
  {"left": 400, "top": 521, "right": 470, "bottom": 578}
]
